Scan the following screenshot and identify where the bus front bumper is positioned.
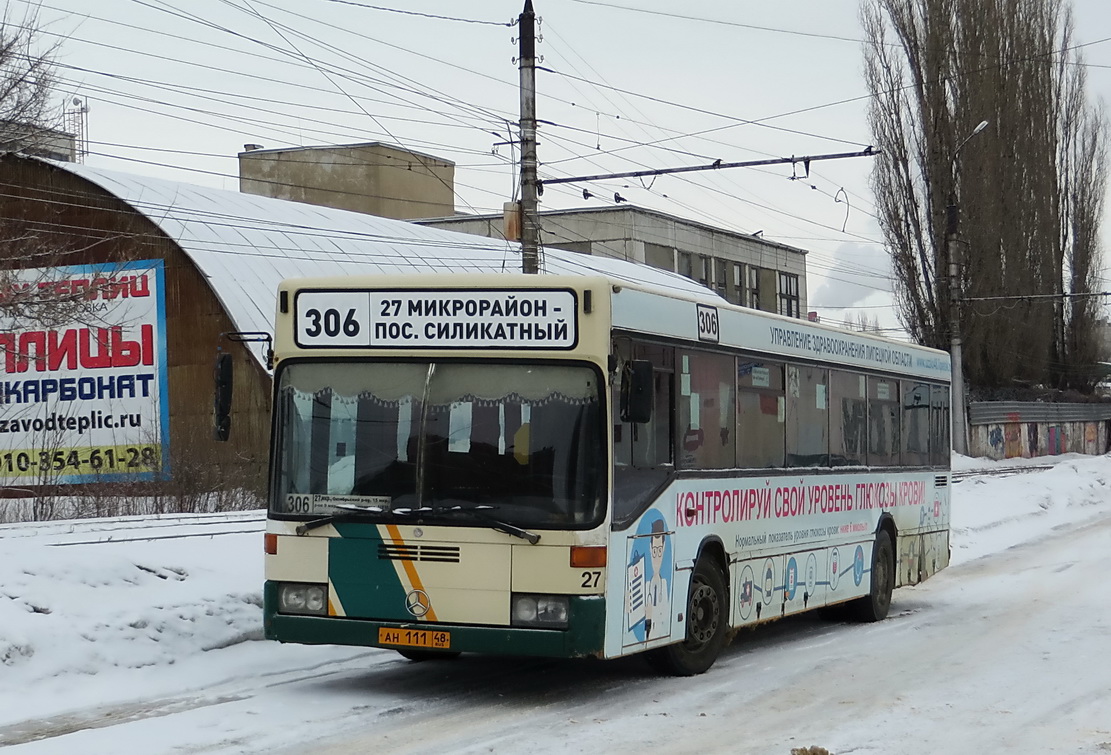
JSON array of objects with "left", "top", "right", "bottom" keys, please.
[{"left": 263, "top": 583, "right": 606, "bottom": 659}]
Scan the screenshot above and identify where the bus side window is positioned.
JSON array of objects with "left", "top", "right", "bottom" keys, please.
[
  {"left": 633, "top": 343, "right": 673, "bottom": 468},
  {"left": 868, "top": 377, "right": 901, "bottom": 466},
  {"left": 902, "top": 381, "right": 931, "bottom": 466},
  {"left": 737, "top": 361, "right": 785, "bottom": 468},
  {"left": 612, "top": 340, "right": 634, "bottom": 468},
  {"left": 829, "top": 370, "right": 866, "bottom": 467},
  {"left": 930, "top": 384, "right": 950, "bottom": 466},
  {"left": 786, "top": 365, "right": 830, "bottom": 467},
  {"left": 677, "top": 350, "right": 735, "bottom": 469},
  {"left": 612, "top": 340, "right": 673, "bottom": 525}
]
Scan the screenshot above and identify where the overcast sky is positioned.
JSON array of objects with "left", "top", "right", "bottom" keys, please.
[{"left": 16, "top": 0, "right": 1111, "bottom": 335}]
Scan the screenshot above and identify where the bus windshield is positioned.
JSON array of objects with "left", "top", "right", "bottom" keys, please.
[{"left": 272, "top": 361, "right": 605, "bottom": 529}]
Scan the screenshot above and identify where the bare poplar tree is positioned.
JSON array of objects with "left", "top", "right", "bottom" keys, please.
[
  {"left": 0, "top": 9, "right": 120, "bottom": 331},
  {"left": 1, "top": 7, "right": 59, "bottom": 151},
  {"left": 863, "top": 0, "right": 1107, "bottom": 393},
  {"left": 843, "top": 311, "right": 883, "bottom": 334}
]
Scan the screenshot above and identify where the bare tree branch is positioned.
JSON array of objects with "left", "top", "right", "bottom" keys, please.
[{"left": 862, "top": 0, "right": 1107, "bottom": 392}]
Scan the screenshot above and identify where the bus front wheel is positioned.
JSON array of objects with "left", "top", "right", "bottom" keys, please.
[
  {"left": 850, "top": 529, "right": 894, "bottom": 622},
  {"left": 648, "top": 557, "right": 728, "bottom": 676}
]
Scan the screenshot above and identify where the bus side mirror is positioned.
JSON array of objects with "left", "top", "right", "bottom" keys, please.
[
  {"left": 214, "top": 352, "right": 233, "bottom": 442},
  {"left": 620, "top": 359, "right": 654, "bottom": 424}
]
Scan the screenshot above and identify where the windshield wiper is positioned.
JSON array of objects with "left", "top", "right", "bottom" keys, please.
[
  {"left": 295, "top": 504, "right": 415, "bottom": 535},
  {"left": 441, "top": 504, "right": 541, "bottom": 545},
  {"left": 294, "top": 503, "right": 541, "bottom": 544}
]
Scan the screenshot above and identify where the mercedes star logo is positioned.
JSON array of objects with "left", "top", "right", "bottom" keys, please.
[{"left": 404, "top": 589, "right": 431, "bottom": 617}]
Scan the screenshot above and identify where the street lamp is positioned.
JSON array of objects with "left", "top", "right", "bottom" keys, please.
[{"left": 949, "top": 119, "right": 989, "bottom": 456}]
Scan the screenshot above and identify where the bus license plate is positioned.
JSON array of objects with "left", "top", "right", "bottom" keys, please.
[{"left": 378, "top": 627, "right": 451, "bottom": 650}]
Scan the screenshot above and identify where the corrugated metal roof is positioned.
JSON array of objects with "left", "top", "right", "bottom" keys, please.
[
  {"left": 47, "top": 160, "right": 720, "bottom": 365},
  {"left": 969, "top": 401, "right": 1111, "bottom": 424}
]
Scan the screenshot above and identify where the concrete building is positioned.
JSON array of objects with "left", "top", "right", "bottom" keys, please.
[
  {"left": 234, "top": 143, "right": 808, "bottom": 318},
  {"left": 0, "top": 121, "right": 76, "bottom": 162},
  {"left": 419, "top": 205, "right": 808, "bottom": 318},
  {"left": 237, "top": 142, "right": 455, "bottom": 221}
]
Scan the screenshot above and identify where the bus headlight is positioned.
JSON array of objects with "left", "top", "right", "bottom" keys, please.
[
  {"left": 278, "top": 582, "right": 328, "bottom": 616},
  {"left": 511, "top": 593, "right": 569, "bottom": 629}
]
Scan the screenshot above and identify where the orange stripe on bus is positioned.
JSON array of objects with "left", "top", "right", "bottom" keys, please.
[{"left": 385, "top": 524, "right": 439, "bottom": 622}]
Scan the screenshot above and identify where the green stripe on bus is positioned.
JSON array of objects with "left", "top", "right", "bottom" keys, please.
[{"left": 328, "top": 523, "right": 412, "bottom": 621}]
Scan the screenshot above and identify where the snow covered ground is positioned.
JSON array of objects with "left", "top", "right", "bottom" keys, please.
[{"left": 2, "top": 454, "right": 1111, "bottom": 754}]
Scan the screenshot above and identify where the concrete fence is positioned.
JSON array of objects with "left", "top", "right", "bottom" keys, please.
[{"left": 968, "top": 402, "right": 1111, "bottom": 459}]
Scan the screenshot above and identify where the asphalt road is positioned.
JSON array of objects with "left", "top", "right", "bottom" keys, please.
[{"left": 279, "top": 513, "right": 1111, "bottom": 755}]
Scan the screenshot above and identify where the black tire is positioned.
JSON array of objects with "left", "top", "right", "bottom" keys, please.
[
  {"left": 396, "top": 649, "right": 461, "bottom": 662},
  {"left": 849, "top": 529, "right": 894, "bottom": 622},
  {"left": 647, "top": 557, "right": 728, "bottom": 676}
]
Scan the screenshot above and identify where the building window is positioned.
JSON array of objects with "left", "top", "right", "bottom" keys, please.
[
  {"left": 778, "top": 272, "right": 800, "bottom": 318},
  {"left": 697, "top": 255, "right": 711, "bottom": 286},
  {"left": 714, "top": 258, "right": 728, "bottom": 297},
  {"left": 644, "top": 242, "right": 675, "bottom": 271},
  {"left": 729, "top": 263, "right": 744, "bottom": 305},
  {"left": 746, "top": 266, "right": 760, "bottom": 310},
  {"left": 678, "top": 251, "right": 693, "bottom": 279}
]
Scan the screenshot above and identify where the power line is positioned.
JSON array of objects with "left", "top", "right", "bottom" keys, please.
[
  {"left": 537, "top": 148, "right": 878, "bottom": 189},
  {"left": 317, "top": 0, "right": 512, "bottom": 27},
  {"left": 219, "top": 0, "right": 492, "bottom": 220},
  {"left": 13, "top": 0, "right": 898, "bottom": 286},
  {"left": 569, "top": 0, "right": 1111, "bottom": 71},
  {"left": 568, "top": 1, "right": 865, "bottom": 45}
]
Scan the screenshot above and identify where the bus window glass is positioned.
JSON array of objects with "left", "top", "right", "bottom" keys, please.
[
  {"left": 868, "top": 378, "right": 901, "bottom": 466},
  {"left": 901, "top": 381, "right": 931, "bottom": 465},
  {"left": 737, "top": 360, "right": 784, "bottom": 467},
  {"left": 613, "top": 341, "right": 672, "bottom": 526},
  {"left": 677, "top": 351, "right": 736, "bottom": 469},
  {"left": 632, "top": 343, "right": 673, "bottom": 469},
  {"left": 611, "top": 340, "right": 633, "bottom": 469},
  {"left": 829, "top": 370, "right": 867, "bottom": 466},
  {"left": 930, "top": 385, "right": 950, "bottom": 466},
  {"left": 279, "top": 387, "right": 313, "bottom": 496},
  {"left": 273, "top": 361, "right": 604, "bottom": 528},
  {"left": 786, "top": 365, "right": 829, "bottom": 467}
]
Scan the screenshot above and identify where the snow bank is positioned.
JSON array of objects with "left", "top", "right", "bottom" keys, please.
[
  {"left": 2, "top": 453, "right": 1111, "bottom": 736},
  {"left": 949, "top": 453, "right": 1111, "bottom": 564},
  {"left": 0, "top": 534, "right": 265, "bottom": 727}
]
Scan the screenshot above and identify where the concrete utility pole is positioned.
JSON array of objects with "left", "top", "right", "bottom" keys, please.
[
  {"left": 517, "top": 0, "right": 540, "bottom": 274},
  {"left": 947, "top": 201, "right": 967, "bottom": 455},
  {"left": 949, "top": 119, "right": 989, "bottom": 456}
]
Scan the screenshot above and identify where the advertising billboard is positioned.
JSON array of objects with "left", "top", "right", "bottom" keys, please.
[{"left": 0, "top": 260, "right": 170, "bottom": 485}]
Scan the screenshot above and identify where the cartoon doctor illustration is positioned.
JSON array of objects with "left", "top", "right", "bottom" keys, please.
[
  {"left": 644, "top": 519, "right": 670, "bottom": 639},
  {"left": 626, "top": 511, "right": 672, "bottom": 643}
]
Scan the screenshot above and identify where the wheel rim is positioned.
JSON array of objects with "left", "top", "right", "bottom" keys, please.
[
  {"left": 874, "top": 546, "right": 891, "bottom": 611},
  {"left": 686, "top": 577, "right": 720, "bottom": 647}
]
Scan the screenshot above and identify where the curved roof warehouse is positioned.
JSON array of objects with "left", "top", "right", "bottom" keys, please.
[{"left": 0, "top": 154, "right": 716, "bottom": 497}]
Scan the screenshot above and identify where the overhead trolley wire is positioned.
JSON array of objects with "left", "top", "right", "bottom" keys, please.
[
  {"left": 316, "top": 0, "right": 512, "bottom": 27},
  {"left": 134, "top": 0, "right": 510, "bottom": 125},
  {"left": 219, "top": 0, "right": 494, "bottom": 223}
]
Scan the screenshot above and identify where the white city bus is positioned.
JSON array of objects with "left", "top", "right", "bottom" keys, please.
[{"left": 263, "top": 272, "right": 951, "bottom": 675}]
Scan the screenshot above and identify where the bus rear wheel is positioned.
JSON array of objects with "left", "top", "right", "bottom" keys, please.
[
  {"left": 849, "top": 529, "right": 894, "bottom": 622},
  {"left": 648, "top": 557, "right": 728, "bottom": 676}
]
